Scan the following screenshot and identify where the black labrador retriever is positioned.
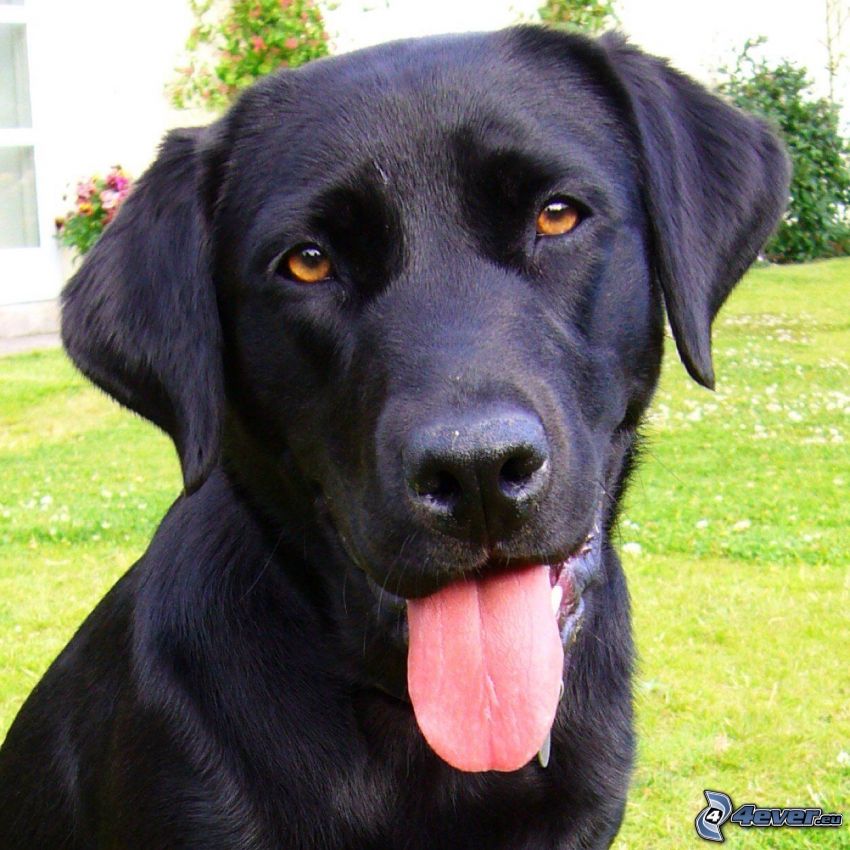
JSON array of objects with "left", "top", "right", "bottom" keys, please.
[{"left": 0, "top": 26, "right": 788, "bottom": 849}]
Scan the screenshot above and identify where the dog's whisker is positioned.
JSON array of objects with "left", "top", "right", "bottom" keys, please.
[
  {"left": 238, "top": 528, "right": 287, "bottom": 604},
  {"left": 593, "top": 475, "right": 617, "bottom": 507},
  {"left": 377, "top": 531, "right": 418, "bottom": 607}
]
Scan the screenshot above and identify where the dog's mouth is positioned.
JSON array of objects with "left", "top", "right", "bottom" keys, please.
[
  {"left": 547, "top": 518, "right": 600, "bottom": 641},
  {"left": 361, "top": 508, "right": 603, "bottom": 775}
]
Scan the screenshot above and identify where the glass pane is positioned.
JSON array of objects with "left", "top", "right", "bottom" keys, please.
[
  {"left": 0, "top": 23, "right": 32, "bottom": 128},
  {"left": 0, "top": 146, "right": 39, "bottom": 247}
]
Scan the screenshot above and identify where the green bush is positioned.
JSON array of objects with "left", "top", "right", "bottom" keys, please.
[
  {"left": 716, "top": 38, "right": 850, "bottom": 263},
  {"left": 171, "top": 0, "right": 329, "bottom": 112},
  {"left": 537, "top": 0, "right": 616, "bottom": 34}
]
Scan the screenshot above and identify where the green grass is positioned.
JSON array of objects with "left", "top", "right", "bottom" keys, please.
[{"left": 1, "top": 258, "right": 848, "bottom": 847}]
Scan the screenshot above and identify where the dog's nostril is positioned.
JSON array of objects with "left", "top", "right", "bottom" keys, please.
[
  {"left": 414, "top": 469, "right": 463, "bottom": 509},
  {"left": 498, "top": 451, "right": 546, "bottom": 493}
]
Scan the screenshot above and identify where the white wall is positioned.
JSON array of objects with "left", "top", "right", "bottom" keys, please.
[
  {"left": 3, "top": 0, "right": 847, "bottom": 306},
  {"left": 616, "top": 0, "right": 850, "bottom": 110},
  {"left": 27, "top": 0, "right": 207, "bottom": 206}
]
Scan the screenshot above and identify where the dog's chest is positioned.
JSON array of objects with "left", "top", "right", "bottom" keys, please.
[{"left": 272, "top": 746, "right": 562, "bottom": 850}]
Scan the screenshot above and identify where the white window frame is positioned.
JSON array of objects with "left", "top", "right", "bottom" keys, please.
[{"left": 0, "top": 1, "right": 61, "bottom": 306}]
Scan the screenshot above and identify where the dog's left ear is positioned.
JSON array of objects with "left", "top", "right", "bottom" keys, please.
[
  {"left": 599, "top": 34, "right": 790, "bottom": 388},
  {"left": 61, "top": 126, "right": 227, "bottom": 493}
]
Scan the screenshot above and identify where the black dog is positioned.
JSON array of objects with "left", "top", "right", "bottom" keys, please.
[{"left": 0, "top": 26, "right": 787, "bottom": 849}]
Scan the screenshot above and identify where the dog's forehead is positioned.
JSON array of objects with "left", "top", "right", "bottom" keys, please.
[{"left": 230, "top": 29, "right": 626, "bottom": 188}]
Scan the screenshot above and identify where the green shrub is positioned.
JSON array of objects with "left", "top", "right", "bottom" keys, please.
[
  {"left": 537, "top": 0, "right": 616, "bottom": 34},
  {"left": 716, "top": 38, "right": 850, "bottom": 263},
  {"left": 171, "top": 0, "right": 330, "bottom": 112}
]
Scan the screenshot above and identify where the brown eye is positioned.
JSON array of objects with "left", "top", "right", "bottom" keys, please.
[
  {"left": 536, "top": 198, "right": 582, "bottom": 237},
  {"left": 280, "top": 244, "right": 333, "bottom": 283}
]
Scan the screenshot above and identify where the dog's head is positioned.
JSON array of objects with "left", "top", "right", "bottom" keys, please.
[{"left": 63, "top": 27, "right": 788, "bottom": 772}]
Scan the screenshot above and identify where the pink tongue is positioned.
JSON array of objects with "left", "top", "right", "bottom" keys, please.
[{"left": 407, "top": 564, "right": 564, "bottom": 773}]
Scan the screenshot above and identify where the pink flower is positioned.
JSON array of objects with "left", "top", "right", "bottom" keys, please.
[
  {"left": 280, "top": 0, "right": 292, "bottom": 7},
  {"left": 106, "top": 170, "right": 130, "bottom": 193},
  {"left": 251, "top": 35, "right": 267, "bottom": 51},
  {"left": 284, "top": 36, "right": 298, "bottom": 50},
  {"left": 76, "top": 180, "right": 95, "bottom": 202},
  {"left": 100, "top": 189, "right": 120, "bottom": 211}
]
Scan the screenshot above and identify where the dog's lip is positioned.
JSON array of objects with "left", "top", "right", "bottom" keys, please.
[
  {"left": 547, "top": 518, "right": 601, "bottom": 639},
  {"left": 362, "top": 508, "right": 603, "bottom": 647}
]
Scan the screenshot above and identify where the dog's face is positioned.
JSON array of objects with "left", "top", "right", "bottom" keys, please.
[
  {"left": 214, "top": 33, "right": 654, "bottom": 599},
  {"left": 62, "top": 27, "right": 788, "bottom": 774}
]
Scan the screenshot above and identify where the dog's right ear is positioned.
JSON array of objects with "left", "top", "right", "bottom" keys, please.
[{"left": 61, "top": 126, "right": 227, "bottom": 494}]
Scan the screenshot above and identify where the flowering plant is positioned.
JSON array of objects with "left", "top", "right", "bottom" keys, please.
[
  {"left": 55, "top": 166, "right": 133, "bottom": 256},
  {"left": 170, "top": 0, "right": 329, "bottom": 112}
]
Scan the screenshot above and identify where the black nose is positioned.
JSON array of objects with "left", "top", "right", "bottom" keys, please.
[{"left": 403, "top": 408, "right": 550, "bottom": 543}]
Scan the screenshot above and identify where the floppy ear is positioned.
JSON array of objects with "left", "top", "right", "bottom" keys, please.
[
  {"left": 61, "top": 127, "right": 226, "bottom": 493},
  {"left": 598, "top": 34, "right": 790, "bottom": 388}
]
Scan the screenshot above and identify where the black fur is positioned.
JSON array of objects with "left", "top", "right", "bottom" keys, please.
[{"left": 0, "top": 27, "right": 788, "bottom": 849}]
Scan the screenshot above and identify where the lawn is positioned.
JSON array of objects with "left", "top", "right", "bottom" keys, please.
[{"left": 1, "top": 258, "right": 848, "bottom": 847}]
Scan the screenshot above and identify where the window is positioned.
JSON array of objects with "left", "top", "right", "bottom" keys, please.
[
  {"left": 0, "top": 22, "right": 32, "bottom": 128},
  {"left": 0, "top": 5, "right": 38, "bottom": 248}
]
